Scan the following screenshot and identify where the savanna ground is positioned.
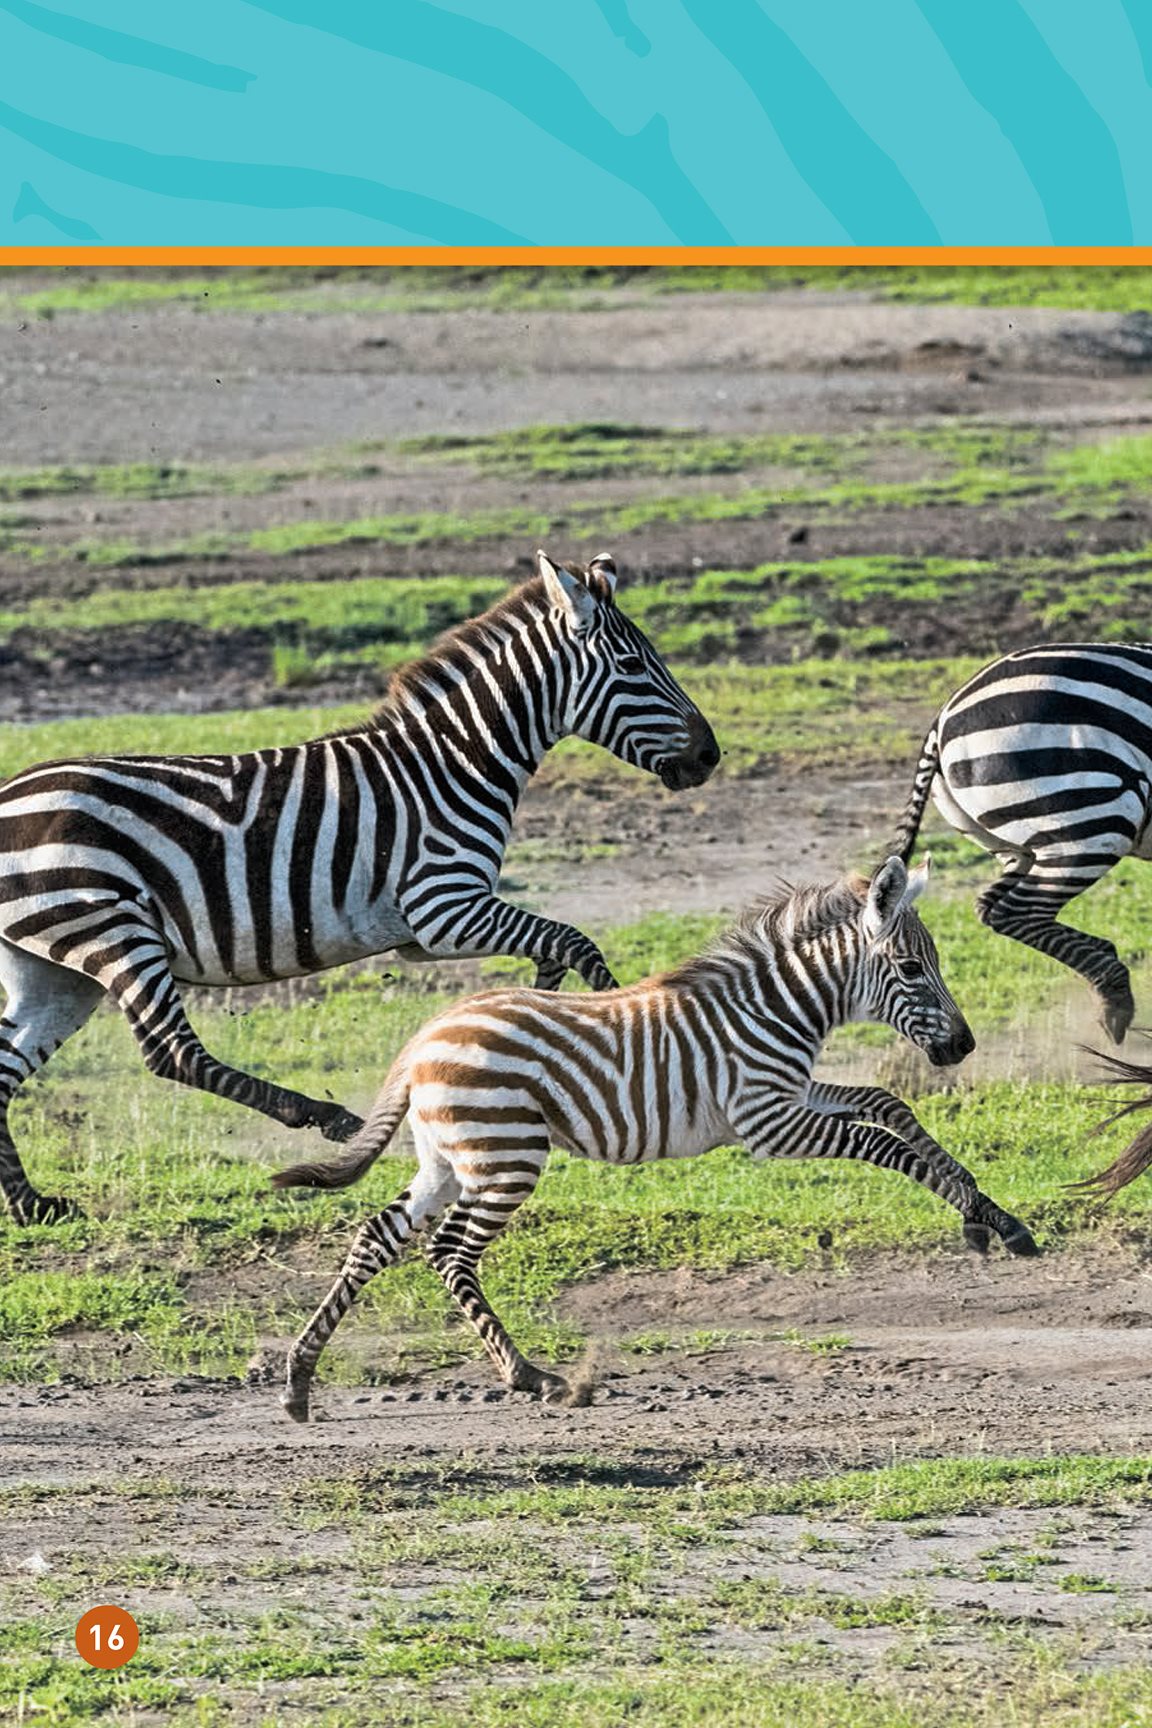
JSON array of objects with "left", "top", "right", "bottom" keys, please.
[{"left": 3, "top": 266, "right": 1152, "bottom": 1724}]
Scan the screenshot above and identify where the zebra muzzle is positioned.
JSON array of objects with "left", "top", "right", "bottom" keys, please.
[
  {"left": 924, "top": 1022, "right": 976, "bottom": 1067},
  {"left": 658, "top": 716, "right": 721, "bottom": 790}
]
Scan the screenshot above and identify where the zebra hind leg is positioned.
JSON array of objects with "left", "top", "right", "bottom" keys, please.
[
  {"left": 0, "top": 947, "right": 104, "bottom": 1224},
  {"left": 282, "top": 1161, "right": 459, "bottom": 1422},
  {"left": 976, "top": 860, "right": 1134, "bottom": 1043},
  {"left": 424, "top": 1166, "right": 580, "bottom": 1404}
]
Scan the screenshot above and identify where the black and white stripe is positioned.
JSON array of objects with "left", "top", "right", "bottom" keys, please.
[
  {"left": 0, "top": 552, "right": 718, "bottom": 1224},
  {"left": 273, "top": 857, "right": 1036, "bottom": 1420},
  {"left": 892, "top": 642, "right": 1152, "bottom": 1043}
]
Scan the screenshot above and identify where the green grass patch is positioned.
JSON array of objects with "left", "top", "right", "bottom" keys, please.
[
  {"left": 6, "top": 264, "right": 1152, "bottom": 317},
  {"left": 1, "top": 548, "right": 1148, "bottom": 687},
  {"left": 0, "top": 571, "right": 508, "bottom": 657},
  {"left": 400, "top": 421, "right": 880, "bottom": 481},
  {"left": 7, "top": 1446, "right": 1152, "bottom": 1727},
  {"left": 9, "top": 425, "right": 1147, "bottom": 576},
  {"left": 796, "top": 265, "right": 1152, "bottom": 311},
  {"left": 314, "top": 1452, "right": 1152, "bottom": 1528},
  {"left": 0, "top": 460, "right": 301, "bottom": 503}
]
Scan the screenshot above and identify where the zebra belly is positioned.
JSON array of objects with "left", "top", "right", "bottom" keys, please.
[
  {"left": 168, "top": 900, "right": 419, "bottom": 987},
  {"left": 554, "top": 1106, "right": 727, "bottom": 1165}
]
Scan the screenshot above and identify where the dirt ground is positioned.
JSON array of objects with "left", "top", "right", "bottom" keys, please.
[
  {"left": 7, "top": 292, "right": 1152, "bottom": 466},
  {"left": 3, "top": 281, "right": 1152, "bottom": 1672},
  {"left": 5, "top": 1245, "right": 1152, "bottom": 1494}
]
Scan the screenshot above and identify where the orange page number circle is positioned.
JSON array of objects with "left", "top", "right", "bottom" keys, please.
[{"left": 75, "top": 1606, "right": 140, "bottom": 1670}]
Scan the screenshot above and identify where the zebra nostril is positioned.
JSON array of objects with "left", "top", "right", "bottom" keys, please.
[{"left": 699, "top": 740, "right": 721, "bottom": 770}]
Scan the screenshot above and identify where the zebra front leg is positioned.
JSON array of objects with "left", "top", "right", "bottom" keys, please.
[
  {"left": 805, "top": 1082, "right": 1038, "bottom": 1256},
  {"left": 282, "top": 1164, "right": 458, "bottom": 1421},
  {"left": 424, "top": 1167, "right": 580, "bottom": 1403},
  {"left": 734, "top": 1093, "right": 1038, "bottom": 1258},
  {"left": 977, "top": 859, "right": 1134, "bottom": 1043},
  {"left": 402, "top": 891, "right": 617, "bottom": 991},
  {"left": 108, "top": 951, "right": 363, "bottom": 1142}
]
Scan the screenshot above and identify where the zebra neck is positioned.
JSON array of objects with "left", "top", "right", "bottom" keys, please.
[
  {"left": 366, "top": 622, "right": 564, "bottom": 804},
  {"left": 742, "top": 944, "right": 852, "bottom": 1053}
]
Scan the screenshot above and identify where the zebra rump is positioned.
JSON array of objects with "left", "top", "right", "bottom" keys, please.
[{"left": 891, "top": 641, "right": 1152, "bottom": 1045}]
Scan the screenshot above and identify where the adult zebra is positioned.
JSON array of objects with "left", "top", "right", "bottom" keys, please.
[
  {"left": 892, "top": 642, "right": 1152, "bottom": 1043},
  {"left": 0, "top": 551, "right": 718, "bottom": 1225},
  {"left": 273, "top": 857, "right": 1037, "bottom": 1421}
]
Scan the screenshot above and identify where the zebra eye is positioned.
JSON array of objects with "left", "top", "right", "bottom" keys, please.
[
  {"left": 618, "top": 653, "right": 646, "bottom": 676},
  {"left": 895, "top": 957, "right": 925, "bottom": 980}
]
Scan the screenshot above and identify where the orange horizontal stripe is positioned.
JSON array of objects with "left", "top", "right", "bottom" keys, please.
[{"left": 1, "top": 246, "right": 1152, "bottom": 267}]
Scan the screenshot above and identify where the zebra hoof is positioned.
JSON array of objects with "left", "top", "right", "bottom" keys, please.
[
  {"left": 320, "top": 1108, "right": 363, "bottom": 1144},
  {"left": 1003, "top": 1224, "right": 1040, "bottom": 1258},
  {"left": 963, "top": 1222, "right": 991, "bottom": 1254},
  {"left": 280, "top": 1389, "right": 310, "bottom": 1424},
  {"left": 510, "top": 1366, "right": 571, "bottom": 1403},
  {"left": 12, "top": 1193, "right": 83, "bottom": 1227}
]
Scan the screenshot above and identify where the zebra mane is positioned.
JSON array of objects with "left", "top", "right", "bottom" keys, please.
[
  {"left": 342, "top": 565, "right": 615, "bottom": 734},
  {"left": 663, "top": 873, "right": 871, "bottom": 988}
]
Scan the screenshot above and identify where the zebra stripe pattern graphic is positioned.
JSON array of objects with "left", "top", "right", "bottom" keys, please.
[
  {"left": 0, "top": 552, "right": 718, "bottom": 1226},
  {"left": 892, "top": 642, "right": 1152, "bottom": 1044},
  {"left": 274, "top": 857, "right": 1037, "bottom": 1421}
]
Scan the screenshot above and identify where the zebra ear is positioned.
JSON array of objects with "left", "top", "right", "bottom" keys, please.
[
  {"left": 537, "top": 550, "right": 597, "bottom": 633},
  {"left": 905, "top": 853, "right": 931, "bottom": 906},
  {"left": 862, "top": 855, "right": 910, "bottom": 943},
  {"left": 588, "top": 552, "right": 618, "bottom": 596}
]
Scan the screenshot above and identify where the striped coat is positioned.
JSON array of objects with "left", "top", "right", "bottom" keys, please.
[
  {"left": 893, "top": 641, "right": 1152, "bottom": 1043},
  {"left": 274, "top": 857, "right": 1037, "bottom": 1420},
  {"left": 0, "top": 552, "right": 717, "bottom": 1224}
]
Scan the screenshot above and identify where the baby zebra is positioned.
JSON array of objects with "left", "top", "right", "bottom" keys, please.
[{"left": 273, "top": 857, "right": 1038, "bottom": 1420}]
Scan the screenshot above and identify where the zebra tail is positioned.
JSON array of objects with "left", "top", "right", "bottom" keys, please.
[
  {"left": 271, "top": 1058, "right": 412, "bottom": 1191},
  {"left": 889, "top": 724, "right": 940, "bottom": 865},
  {"left": 1067, "top": 1053, "right": 1152, "bottom": 1198}
]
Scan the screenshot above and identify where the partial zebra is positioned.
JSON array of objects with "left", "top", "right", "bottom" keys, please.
[
  {"left": 892, "top": 642, "right": 1152, "bottom": 1043},
  {"left": 0, "top": 552, "right": 718, "bottom": 1225},
  {"left": 273, "top": 856, "right": 1037, "bottom": 1421}
]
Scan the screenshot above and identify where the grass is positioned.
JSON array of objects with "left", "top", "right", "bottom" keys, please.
[
  {"left": 5, "top": 264, "right": 1152, "bottom": 316},
  {"left": 0, "top": 460, "right": 302, "bottom": 503},
  {"left": 6, "top": 1451, "right": 1152, "bottom": 1721},
  {"left": 400, "top": 421, "right": 892, "bottom": 481},
  {"left": 6, "top": 424, "right": 1149, "bottom": 584},
  {"left": 0, "top": 417, "right": 1037, "bottom": 518},
  {"left": 6, "top": 1451, "right": 1152, "bottom": 1725},
  {"left": 0, "top": 546, "right": 1148, "bottom": 693}
]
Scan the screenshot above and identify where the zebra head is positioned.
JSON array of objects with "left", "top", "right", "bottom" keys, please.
[
  {"left": 537, "top": 550, "right": 720, "bottom": 790},
  {"left": 857, "top": 855, "right": 975, "bottom": 1067}
]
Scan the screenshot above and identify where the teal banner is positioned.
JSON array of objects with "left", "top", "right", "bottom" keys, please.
[{"left": 0, "top": 1, "right": 1148, "bottom": 247}]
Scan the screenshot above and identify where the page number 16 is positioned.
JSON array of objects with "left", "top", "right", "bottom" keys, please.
[{"left": 75, "top": 1606, "right": 140, "bottom": 1670}]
